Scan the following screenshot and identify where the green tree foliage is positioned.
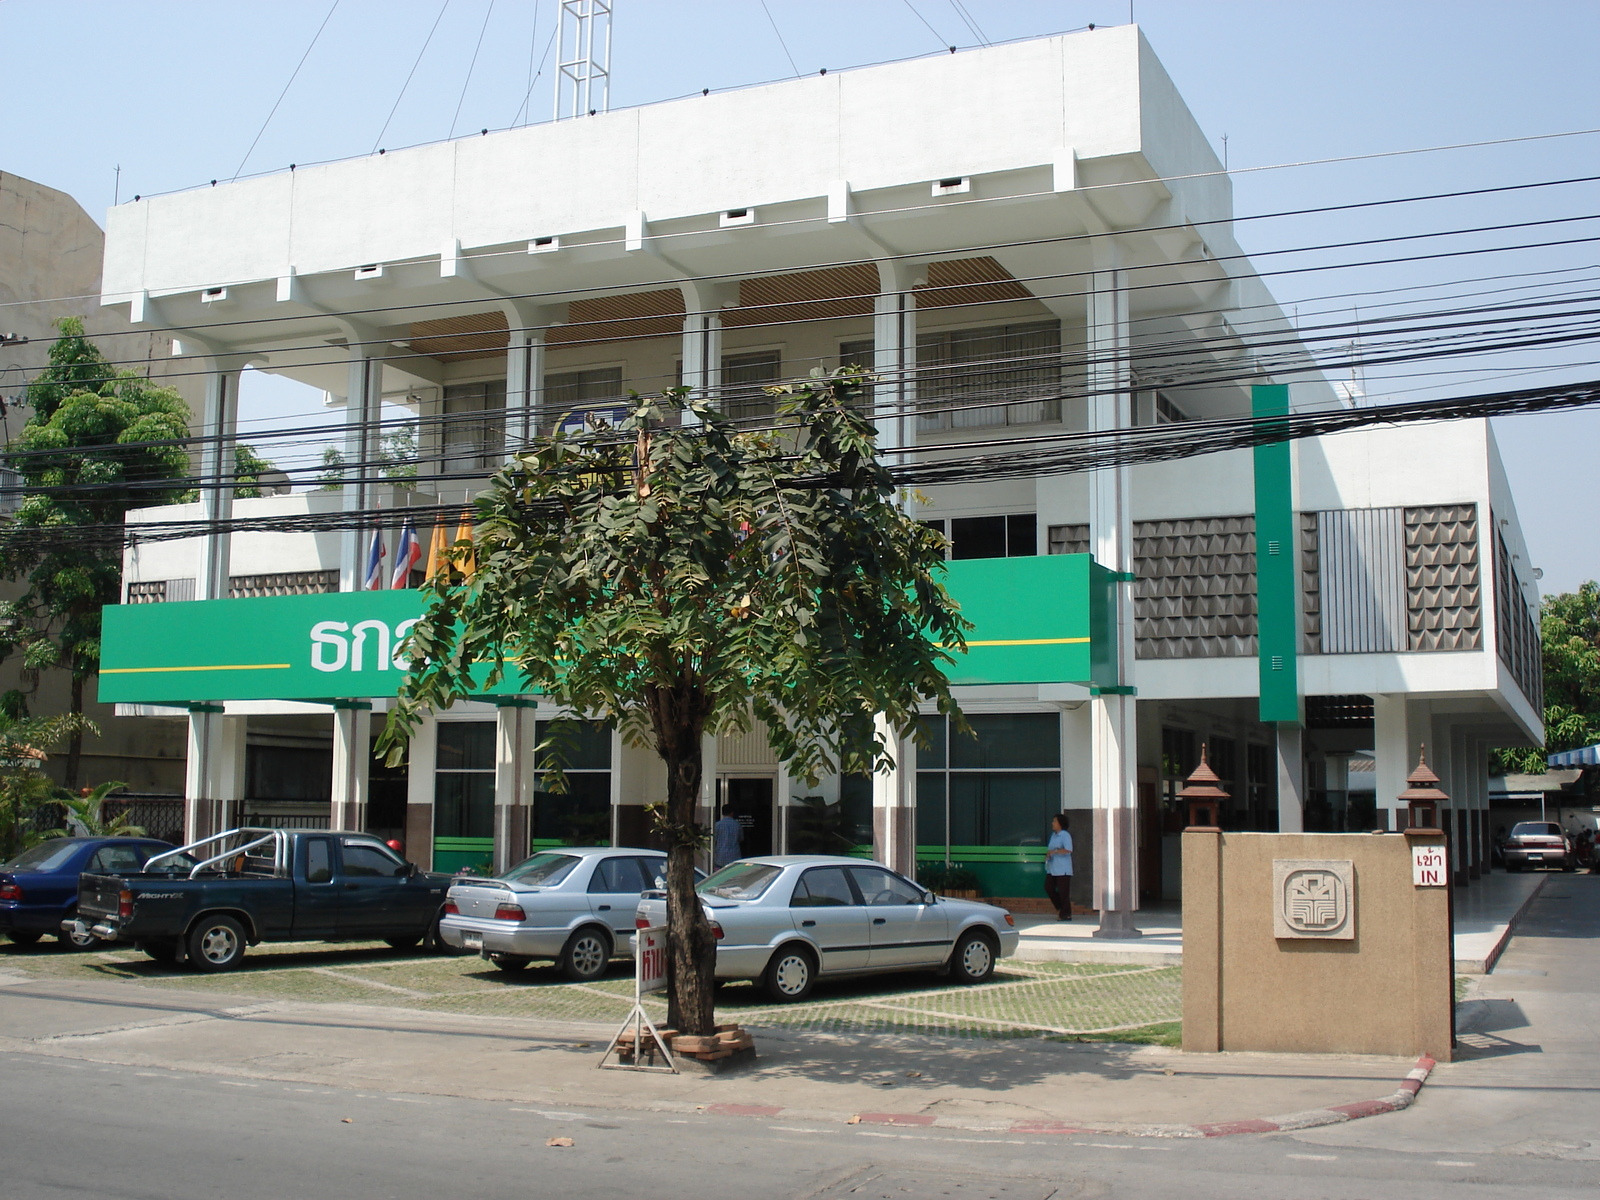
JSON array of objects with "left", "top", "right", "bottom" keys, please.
[
  {"left": 42, "top": 779, "right": 141, "bottom": 839},
  {"left": 318, "top": 421, "right": 419, "bottom": 489},
  {"left": 1493, "top": 581, "right": 1600, "bottom": 774},
  {"left": 0, "top": 710, "right": 91, "bottom": 858},
  {"left": 381, "top": 372, "right": 967, "bottom": 1035},
  {"left": 0, "top": 319, "right": 191, "bottom": 786}
]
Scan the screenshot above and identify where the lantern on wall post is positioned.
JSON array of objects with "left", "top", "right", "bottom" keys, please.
[
  {"left": 1178, "top": 744, "right": 1230, "bottom": 829},
  {"left": 1398, "top": 745, "right": 1449, "bottom": 831}
]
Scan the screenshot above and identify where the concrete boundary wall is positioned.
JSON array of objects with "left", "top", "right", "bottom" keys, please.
[{"left": 1182, "top": 829, "right": 1453, "bottom": 1061}]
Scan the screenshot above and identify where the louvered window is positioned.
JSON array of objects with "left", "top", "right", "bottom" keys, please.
[{"left": 917, "top": 321, "right": 1061, "bottom": 430}]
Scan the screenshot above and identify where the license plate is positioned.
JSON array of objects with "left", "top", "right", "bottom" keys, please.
[
  {"left": 1527, "top": 854, "right": 1543, "bottom": 861},
  {"left": 462, "top": 930, "right": 483, "bottom": 951}
]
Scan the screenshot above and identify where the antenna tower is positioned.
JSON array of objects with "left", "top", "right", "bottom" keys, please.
[{"left": 555, "top": 0, "right": 612, "bottom": 120}]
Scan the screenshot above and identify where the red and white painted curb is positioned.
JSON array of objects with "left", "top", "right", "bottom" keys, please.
[{"left": 686, "top": 1056, "right": 1436, "bottom": 1140}]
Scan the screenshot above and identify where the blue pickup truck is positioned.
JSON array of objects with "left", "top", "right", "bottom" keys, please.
[{"left": 71, "top": 828, "right": 453, "bottom": 971}]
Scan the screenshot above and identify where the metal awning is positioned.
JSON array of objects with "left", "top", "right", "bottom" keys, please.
[{"left": 1547, "top": 744, "right": 1600, "bottom": 767}]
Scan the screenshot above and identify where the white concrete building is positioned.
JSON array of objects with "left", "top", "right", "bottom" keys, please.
[{"left": 96, "top": 28, "right": 1540, "bottom": 923}]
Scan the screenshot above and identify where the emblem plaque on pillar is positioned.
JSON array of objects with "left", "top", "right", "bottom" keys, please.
[{"left": 1271, "top": 859, "right": 1356, "bottom": 940}]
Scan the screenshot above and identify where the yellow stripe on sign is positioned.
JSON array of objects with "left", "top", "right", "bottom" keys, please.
[
  {"left": 100, "top": 664, "right": 293, "bottom": 674},
  {"left": 937, "top": 637, "right": 1092, "bottom": 648}
]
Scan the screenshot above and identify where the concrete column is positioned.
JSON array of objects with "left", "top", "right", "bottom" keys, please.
[
  {"left": 338, "top": 348, "right": 383, "bottom": 592},
  {"left": 183, "top": 708, "right": 245, "bottom": 843},
  {"left": 331, "top": 704, "right": 372, "bottom": 832},
  {"left": 183, "top": 359, "right": 243, "bottom": 844},
  {"left": 494, "top": 702, "right": 535, "bottom": 871},
  {"left": 1276, "top": 724, "right": 1305, "bottom": 832},
  {"left": 872, "top": 260, "right": 918, "bottom": 458},
  {"left": 502, "top": 302, "right": 555, "bottom": 451},
  {"left": 1086, "top": 244, "right": 1140, "bottom": 938},
  {"left": 404, "top": 712, "right": 438, "bottom": 869},
  {"left": 679, "top": 282, "right": 736, "bottom": 421},
  {"left": 871, "top": 716, "right": 915, "bottom": 877},
  {"left": 698, "top": 732, "right": 719, "bottom": 873},
  {"left": 1374, "top": 694, "right": 1421, "bottom": 832}
]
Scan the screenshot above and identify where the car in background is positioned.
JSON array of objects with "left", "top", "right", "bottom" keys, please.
[
  {"left": 634, "top": 855, "right": 1020, "bottom": 1002},
  {"left": 440, "top": 847, "right": 694, "bottom": 981},
  {"left": 1502, "top": 822, "right": 1576, "bottom": 872},
  {"left": 1, "top": 837, "right": 190, "bottom": 948}
]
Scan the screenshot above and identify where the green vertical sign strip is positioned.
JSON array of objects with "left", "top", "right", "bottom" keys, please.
[{"left": 1253, "top": 383, "right": 1302, "bottom": 724}]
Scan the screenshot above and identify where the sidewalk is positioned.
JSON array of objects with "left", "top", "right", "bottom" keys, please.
[
  {"left": 1014, "top": 870, "right": 1545, "bottom": 974},
  {"left": 0, "top": 970, "right": 1425, "bottom": 1139}
]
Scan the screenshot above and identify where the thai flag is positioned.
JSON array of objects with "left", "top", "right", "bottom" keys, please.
[
  {"left": 390, "top": 519, "right": 422, "bottom": 589},
  {"left": 363, "top": 526, "right": 387, "bottom": 590}
]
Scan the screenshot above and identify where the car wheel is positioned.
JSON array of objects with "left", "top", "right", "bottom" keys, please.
[
  {"left": 143, "top": 941, "right": 179, "bottom": 965},
  {"left": 384, "top": 934, "right": 422, "bottom": 951},
  {"left": 949, "top": 929, "right": 997, "bottom": 985},
  {"left": 7, "top": 930, "right": 43, "bottom": 947},
  {"left": 489, "top": 953, "right": 531, "bottom": 972},
  {"left": 761, "top": 944, "right": 817, "bottom": 1003},
  {"left": 1562, "top": 859, "right": 1577, "bottom": 873},
  {"left": 186, "top": 915, "right": 247, "bottom": 973},
  {"left": 59, "top": 910, "right": 97, "bottom": 950},
  {"left": 558, "top": 927, "right": 611, "bottom": 982},
  {"left": 427, "top": 914, "right": 463, "bottom": 955}
]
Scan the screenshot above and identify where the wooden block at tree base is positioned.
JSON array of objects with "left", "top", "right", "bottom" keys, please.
[{"left": 670, "top": 1035, "right": 718, "bottom": 1054}]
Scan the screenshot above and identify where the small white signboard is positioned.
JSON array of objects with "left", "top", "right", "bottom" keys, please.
[
  {"left": 1412, "top": 845, "right": 1447, "bottom": 887},
  {"left": 636, "top": 926, "right": 669, "bottom": 995}
]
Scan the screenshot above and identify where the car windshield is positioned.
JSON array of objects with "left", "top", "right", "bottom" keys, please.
[
  {"left": 697, "top": 862, "right": 783, "bottom": 901},
  {"left": 140, "top": 850, "right": 198, "bottom": 873},
  {"left": 501, "top": 853, "right": 581, "bottom": 887},
  {"left": 1, "top": 840, "right": 80, "bottom": 872},
  {"left": 1510, "top": 823, "right": 1562, "bottom": 838}
]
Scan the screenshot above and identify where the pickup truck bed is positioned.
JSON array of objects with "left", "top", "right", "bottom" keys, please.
[{"left": 72, "top": 828, "right": 452, "bottom": 971}]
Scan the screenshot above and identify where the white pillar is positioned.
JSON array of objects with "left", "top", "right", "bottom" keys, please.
[
  {"left": 1373, "top": 693, "right": 1420, "bottom": 832},
  {"left": 871, "top": 716, "right": 915, "bottom": 877},
  {"left": 1276, "top": 725, "right": 1305, "bottom": 832},
  {"left": 404, "top": 712, "right": 438, "bottom": 868},
  {"left": 679, "top": 282, "right": 736, "bottom": 421},
  {"left": 872, "top": 261, "right": 918, "bottom": 458},
  {"left": 338, "top": 348, "right": 382, "bottom": 592},
  {"left": 332, "top": 704, "right": 372, "bottom": 832},
  {"left": 698, "top": 732, "right": 719, "bottom": 873},
  {"left": 494, "top": 702, "right": 535, "bottom": 871},
  {"left": 185, "top": 360, "right": 242, "bottom": 844},
  {"left": 1086, "top": 245, "right": 1140, "bottom": 938},
  {"left": 183, "top": 709, "right": 245, "bottom": 843},
  {"left": 503, "top": 302, "right": 554, "bottom": 452}
]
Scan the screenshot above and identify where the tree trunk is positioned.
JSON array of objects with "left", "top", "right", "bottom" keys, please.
[
  {"left": 658, "top": 711, "right": 718, "bottom": 1037},
  {"left": 64, "top": 673, "right": 85, "bottom": 791}
]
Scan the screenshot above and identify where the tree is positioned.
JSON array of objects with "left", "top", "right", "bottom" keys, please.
[
  {"left": 0, "top": 710, "right": 91, "bottom": 859},
  {"left": 41, "top": 779, "right": 141, "bottom": 839},
  {"left": 317, "top": 421, "right": 419, "bottom": 489},
  {"left": 0, "top": 319, "right": 191, "bottom": 787},
  {"left": 381, "top": 371, "right": 967, "bottom": 1036},
  {"left": 1494, "top": 581, "right": 1600, "bottom": 774}
]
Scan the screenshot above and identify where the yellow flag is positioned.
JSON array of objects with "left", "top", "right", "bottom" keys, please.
[
  {"left": 454, "top": 512, "right": 476, "bottom": 579},
  {"left": 425, "top": 519, "right": 450, "bottom": 580}
]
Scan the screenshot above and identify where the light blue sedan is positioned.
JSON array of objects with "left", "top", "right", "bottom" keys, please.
[{"left": 635, "top": 854, "right": 1019, "bottom": 1002}]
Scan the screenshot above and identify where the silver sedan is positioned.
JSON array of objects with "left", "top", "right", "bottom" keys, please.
[
  {"left": 440, "top": 847, "right": 671, "bottom": 981},
  {"left": 634, "top": 854, "right": 1019, "bottom": 1002}
]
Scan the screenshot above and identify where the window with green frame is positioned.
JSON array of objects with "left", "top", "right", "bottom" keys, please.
[
  {"left": 915, "top": 712, "right": 1061, "bottom": 885},
  {"left": 533, "top": 719, "right": 613, "bottom": 846}
]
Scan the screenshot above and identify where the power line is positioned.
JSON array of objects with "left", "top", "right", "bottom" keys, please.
[
  {"left": 232, "top": 0, "right": 341, "bottom": 182},
  {"left": 371, "top": 0, "right": 452, "bottom": 156},
  {"left": 449, "top": 0, "right": 497, "bottom": 140}
]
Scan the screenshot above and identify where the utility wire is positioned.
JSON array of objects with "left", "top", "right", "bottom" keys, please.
[
  {"left": 372, "top": 0, "right": 452, "bottom": 155},
  {"left": 758, "top": 0, "right": 803, "bottom": 77},
  {"left": 449, "top": 0, "right": 497, "bottom": 139},
  {"left": 901, "top": 0, "right": 952, "bottom": 49},
  {"left": 232, "top": 0, "right": 341, "bottom": 182}
]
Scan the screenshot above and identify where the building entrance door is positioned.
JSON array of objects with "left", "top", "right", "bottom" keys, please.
[{"left": 719, "top": 776, "right": 775, "bottom": 858}]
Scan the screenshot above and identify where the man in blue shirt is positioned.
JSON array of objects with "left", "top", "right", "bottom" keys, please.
[
  {"left": 1045, "top": 813, "right": 1073, "bottom": 921},
  {"left": 713, "top": 805, "right": 744, "bottom": 870}
]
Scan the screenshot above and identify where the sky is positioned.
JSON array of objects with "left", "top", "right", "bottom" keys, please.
[{"left": 3, "top": 0, "right": 1598, "bottom": 590}]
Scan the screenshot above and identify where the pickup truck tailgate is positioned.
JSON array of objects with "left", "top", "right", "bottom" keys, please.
[{"left": 78, "top": 873, "right": 126, "bottom": 921}]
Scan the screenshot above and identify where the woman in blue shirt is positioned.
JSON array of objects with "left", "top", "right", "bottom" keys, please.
[{"left": 1045, "top": 813, "right": 1073, "bottom": 921}]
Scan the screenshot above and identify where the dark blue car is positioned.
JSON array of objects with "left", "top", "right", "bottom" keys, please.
[{"left": 1, "top": 838, "right": 186, "bottom": 949}]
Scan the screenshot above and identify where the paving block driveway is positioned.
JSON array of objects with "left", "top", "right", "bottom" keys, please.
[{"left": 1, "top": 939, "right": 1182, "bottom": 1043}]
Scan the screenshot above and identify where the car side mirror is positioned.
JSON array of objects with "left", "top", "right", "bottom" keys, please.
[
  {"left": 403, "top": 861, "right": 417, "bottom": 877},
  {"left": 921, "top": 889, "right": 937, "bottom": 906}
]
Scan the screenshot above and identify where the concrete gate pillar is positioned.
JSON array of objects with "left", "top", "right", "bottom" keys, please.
[
  {"left": 494, "top": 700, "right": 536, "bottom": 872},
  {"left": 403, "top": 713, "right": 438, "bottom": 869},
  {"left": 331, "top": 702, "right": 372, "bottom": 832},
  {"left": 1374, "top": 694, "right": 1423, "bottom": 832},
  {"left": 183, "top": 708, "right": 246, "bottom": 842}
]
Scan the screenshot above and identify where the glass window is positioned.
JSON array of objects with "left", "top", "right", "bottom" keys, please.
[
  {"left": 435, "top": 773, "right": 495, "bottom": 840},
  {"left": 88, "top": 846, "right": 143, "bottom": 874},
  {"left": 437, "top": 722, "right": 496, "bottom": 771},
  {"left": 544, "top": 367, "right": 625, "bottom": 433},
  {"left": 848, "top": 867, "right": 924, "bottom": 906},
  {"left": 698, "top": 861, "right": 782, "bottom": 901},
  {"left": 503, "top": 852, "right": 581, "bottom": 887},
  {"left": 535, "top": 720, "right": 612, "bottom": 772},
  {"left": 533, "top": 720, "right": 613, "bottom": 846},
  {"left": 305, "top": 838, "right": 333, "bottom": 884},
  {"left": 589, "top": 856, "right": 650, "bottom": 894},
  {"left": 790, "top": 866, "right": 858, "bottom": 907},
  {"left": 2, "top": 841, "right": 80, "bottom": 872},
  {"left": 949, "top": 714, "right": 1061, "bottom": 770},
  {"left": 720, "top": 350, "right": 781, "bottom": 421},
  {"left": 916, "top": 712, "right": 1062, "bottom": 860},
  {"left": 917, "top": 320, "right": 1061, "bottom": 430},
  {"left": 341, "top": 839, "right": 406, "bottom": 877},
  {"left": 442, "top": 380, "right": 506, "bottom": 474}
]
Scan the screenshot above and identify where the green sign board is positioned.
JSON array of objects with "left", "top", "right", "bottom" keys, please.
[{"left": 99, "top": 554, "right": 1118, "bottom": 705}]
